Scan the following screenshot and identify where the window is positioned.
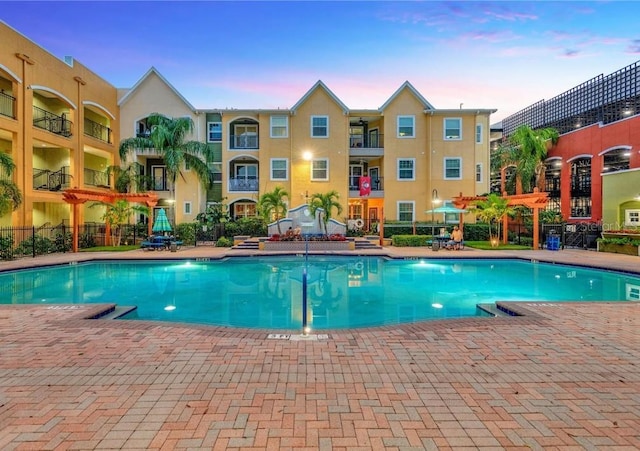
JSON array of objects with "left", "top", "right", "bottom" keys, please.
[
  {"left": 625, "top": 209, "right": 640, "bottom": 227},
  {"left": 232, "top": 124, "right": 258, "bottom": 149},
  {"left": 397, "top": 116, "right": 415, "bottom": 138},
  {"left": 234, "top": 202, "right": 257, "bottom": 220},
  {"left": 270, "top": 115, "right": 288, "bottom": 138},
  {"left": 602, "top": 148, "right": 630, "bottom": 173},
  {"left": 444, "top": 158, "right": 462, "bottom": 179},
  {"left": 397, "top": 201, "right": 414, "bottom": 222},
  {"left": 207, "top": 122, "right": 222, "bottom": 142},
  {"left": 311, "top": 159, "right": 329, "bottom": 180},
  {"left": 208, "top": 162, "right": 222, "bottom": 183},
  {"left": 475, "top": 163, "right": 482, "bottom": 183},
  {"left": 184, "top": 202, "right": 192, "bottom": 215},
  {"left": 475, "top": 124, "right": 483, "bottom": 143},
  {"left": 444, "top": 118, "right": 462, "bottom": 140},
  {"left": 311, "top": 116, "right": 328, "bottom": 137},
  {"left": 270, "top": 158, "right": 288, "bottom": 180},
  {"left": 397, "top": 159, "right": 415, "bottom": 180}
]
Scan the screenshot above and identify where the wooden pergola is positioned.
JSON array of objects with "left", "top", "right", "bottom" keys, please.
[
  {"left": 62, "top": 188, "right": 159, "bottom": 253},
  {"left": 452, "top": 188, "right": 549, "bottom": 249}
]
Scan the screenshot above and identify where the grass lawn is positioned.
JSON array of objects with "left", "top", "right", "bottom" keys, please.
[
  {"left": 465, "top": 241, "right": 531, "bottom": 250},
  {"left": 79, "top": 245, "right": 139, "bottom": 252}
]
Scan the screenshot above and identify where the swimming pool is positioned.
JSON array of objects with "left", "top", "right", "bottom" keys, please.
[{"left": 2, "top": 256, "right": 639, "bottom": 329}]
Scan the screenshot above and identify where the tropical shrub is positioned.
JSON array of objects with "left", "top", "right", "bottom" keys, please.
[
  {"left": 392, "top": 235, "right": 431, "bottom": 247},
  {"left": 216, "top": 237, "right": 232, "bottom": 247}
]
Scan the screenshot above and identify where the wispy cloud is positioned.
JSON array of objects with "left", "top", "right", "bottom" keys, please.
[{"left": 627, "top": 39, "right": 640, "bottom": 54}]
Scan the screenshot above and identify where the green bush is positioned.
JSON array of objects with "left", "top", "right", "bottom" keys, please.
[
  {"left": 15, "top": 234, "right": 54, "bottom": 256},
  {"left": 597, "top": 237, "right": 640, "bottom": 246},
  {"left": 216, "top": 236, "right": 232, "bottom": 247},
  {"left": 223, "top": 217, "right": 267, "bottom": 238},
  {"left": 175, "top": 223, "right": 196, "bottom": 245},
  {"left": 0, "top": 235, "right": 15, "bottom": 260},
  {"left": 392, "top": 235, "right": 431, "bottom": 247}
]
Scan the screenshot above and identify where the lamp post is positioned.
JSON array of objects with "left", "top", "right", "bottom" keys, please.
[
  {"left": 431, "top": 189, "right": 441, "bottom": 237},
  {"left": 301, "top": 217, "right": 314, "bottom": 336}
]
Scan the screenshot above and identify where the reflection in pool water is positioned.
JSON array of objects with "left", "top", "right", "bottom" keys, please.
[{"left": 2, "top": 257, "right": 639, "bottom": 329}]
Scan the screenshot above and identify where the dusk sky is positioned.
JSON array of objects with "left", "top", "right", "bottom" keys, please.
[{"left": 2, "top": 1, "right": 640, "bottom": 123}]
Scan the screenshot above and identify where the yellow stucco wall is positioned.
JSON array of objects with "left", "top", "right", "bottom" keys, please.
[
  {"left": 0, "top": 22, "right": 119, "bottom": 227},
  {"left": 602, "top": 169, "right": 640, "bottom": 228}
]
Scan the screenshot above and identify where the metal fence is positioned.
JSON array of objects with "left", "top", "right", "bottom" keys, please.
[{"left": 0, "top": 223, "right": 149, "bottom": 260}]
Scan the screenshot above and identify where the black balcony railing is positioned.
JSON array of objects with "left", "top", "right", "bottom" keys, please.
[
  {"left": 349, "top": 134, "right": 384, "bottom": 148},
  {"left": 145, "top": 177, "right": 173, "bottom": 192},
  {"left": 32, "top": 106, "right": 72, "bottom": 137},
  {"left": 84, "top": 168, "right": 110, "bottom": 188},
  {"left": 349, "top": 176, "right": 384, "bottom": 191},
  {"left": 229, "top": 177, "right": 258, "bottom": 191},
  {"left": 33, "top": 166, "right": 72, "bottom": 191},
  {"left": 84, "top": 118, "right": 113, "bottom": 143},
  {"left": 0, "top": 90, "right": 16, "bottom": 119},
  {"left": 230, "top": 134, "right": 258, "bottom": 149}
]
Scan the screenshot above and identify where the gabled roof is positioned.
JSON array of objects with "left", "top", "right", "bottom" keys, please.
[
  {"left": 117, "top": 67, "right": 196, "bottom": 110},
  {"left": 379, "top": 81, "right": 435, "bottom": 112},
  {"left": 291, "top": 80, "right": 349, "bottom": 114}
]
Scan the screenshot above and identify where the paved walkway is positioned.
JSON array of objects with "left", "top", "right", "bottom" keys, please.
[{"left": 0, "top": 246, "right": 639, "bottom": 450}]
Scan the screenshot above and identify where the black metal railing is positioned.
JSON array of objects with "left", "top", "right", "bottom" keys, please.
[
  {"left": 33, "top": 166, "right": 72, "bottom": 191},
  {"left": 84, "top": 168, "right": 110, "bottom": 188},
  {"left": 32, "top": 106, "right": 72, "bottom": 137},
  {"left": 230, "top": 134, "right": 258, "bottom": 149},
  {"left": 0, "top": 90, "right": 16, "bottom": 119},
  {"left": 349, "top": 133, "right": 384, "bottom": 148},
  {"left": 229, "top": 177, "right": 259, "bottom": 191},
  {"left": 145, "top": 177, "right": 173, "bottom": 192},
  {"left": 349, "top": 176, "right": 384, "bottom": 191},
  {"left": 84, "top": 117, "right": 112, "bottom": 143}
]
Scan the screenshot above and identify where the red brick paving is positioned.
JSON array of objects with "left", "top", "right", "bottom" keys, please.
[{"left": 0, "top": 247, "right": 639, "bottom": 449}]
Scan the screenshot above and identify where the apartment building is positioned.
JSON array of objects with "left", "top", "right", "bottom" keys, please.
[
  {"left": 1, "top": 19, "right": 495, "bottom": 233},
  {"left": 120, "top": 70, "right": 496, "bottom": 229},
  {"left": 0, "top": 22, "right": 120, "bottom": 228},
  {"left": 499, "top": 60, "right": 640, "bottom": 229}
]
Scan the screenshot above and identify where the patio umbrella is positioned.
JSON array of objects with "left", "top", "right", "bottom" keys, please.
[{"left": 152, "top": 208, "right": 172, "bottom": 234}]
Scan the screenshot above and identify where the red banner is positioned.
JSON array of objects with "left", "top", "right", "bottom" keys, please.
[{"left": 359, "top": 176, "right": 371, "bottom": 196}]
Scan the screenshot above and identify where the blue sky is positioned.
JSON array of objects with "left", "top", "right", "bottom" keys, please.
[{"left": 2, "top": 1, "right": 640, "bottom": 122}]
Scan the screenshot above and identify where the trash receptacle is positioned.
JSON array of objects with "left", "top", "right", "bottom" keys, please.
[
  {"left": 546, "top": 235, "right": 560, "bottom": 251},
  {"left": 432, "top": 239, "right": 440, "bottom": 251},
  {"left": 170, "top": 242, "right": 177, "bottom": 252}
]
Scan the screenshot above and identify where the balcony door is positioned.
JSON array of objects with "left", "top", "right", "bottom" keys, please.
[{"left": 349, "top": 165, "right": 364, "bottom": 190}]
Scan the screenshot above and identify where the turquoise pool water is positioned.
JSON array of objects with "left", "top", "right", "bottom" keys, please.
[{"left": 2, "top": 257, "right": 639, "bottom": 329}]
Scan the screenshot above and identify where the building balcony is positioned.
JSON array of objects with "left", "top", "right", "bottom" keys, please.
[
  {"left": 0, "top": 90, "right": 16, "bottom": 119},
  {"left": 229, "top": 177, "right": 258, "bottom": 192},
  {"left": 84, "top": 118, "right": 113, "bottom": 144},
  {"left": 349, "top": 133, "right": 384, "bottom": 159},
  {"left": 84, "top": 168, "right": 110, "bottom": 188},
  {"left": 33, "top": 106, "right": 72, "bottom": 137},
  {"left": 230, "top": 134, "right": 258, "bottom": 150},
  {"left": 348, "top": 176, "right": 384, "bottom": 198},
  {"left": 33, "top": 166, "right": 71, "bottom": 191}
]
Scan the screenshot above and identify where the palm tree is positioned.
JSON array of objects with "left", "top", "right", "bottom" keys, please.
[
  {"left": 308, "top": 190, "right": 343, "bottom": 237},
  {"left": 106, "top": 162, "right": 150, "bottom": 194},
  {"left": 257, "top": 186, "right": 289, "bottom": 235},
  {"left": 90, "top": 199, "right": 149, "bottom": 246},
  {"left": 471, "top": 193, "right": 513, "bottom": 247},
  {"left": 0, "top": 152, "right": 22, "bottom": 218},
  {"left": 119, "top": 113, "right": 215, "bottom": 207},
  {"left": 494, "top": 125, "right": 559, "bottom": 194}
]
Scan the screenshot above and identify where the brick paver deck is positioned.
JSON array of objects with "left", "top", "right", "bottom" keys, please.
[{"left": 0, "top": 246, "right": 639, "bottom": 450}]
